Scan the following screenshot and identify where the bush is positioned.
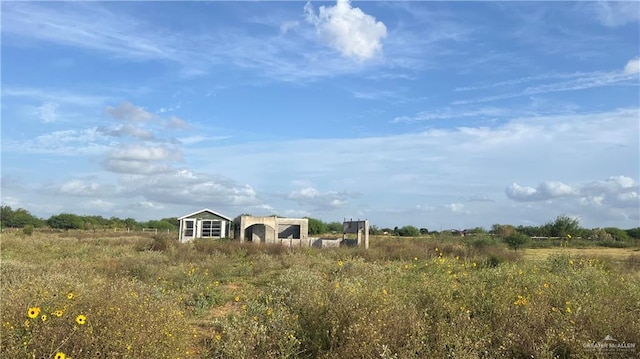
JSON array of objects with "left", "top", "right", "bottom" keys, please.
[
  {"left": 503, "top": 233, "right": 530, "bottom": 251},
  {"left": 22, "top": 224, "right": 34, "bottom": 236}
]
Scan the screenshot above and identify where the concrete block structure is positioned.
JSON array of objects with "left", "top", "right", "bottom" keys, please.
[
  {"left": 235, "top": 215, "right": 310, "bottom": 247},
  {"left": 343, "top": 219, "right": 369, "bottom": 249}
]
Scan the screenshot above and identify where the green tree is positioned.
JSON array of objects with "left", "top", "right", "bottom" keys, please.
[
  {"left": 625, "top": 227, "right": 640, "bottom": 240},
  {"left": 491, "top": 224, "right": 515, "bottom": 238},
  {"left": 546, "top": 215, "right": 581, "bottom": 238},
  {"left": 306, "top": 217, "right": 328, "bottom": 235},
  {"left": 47, "top": 213, "right": 84, "bottom": 230},
  {"left": 603, "top": 227, "right": 631, "bottom": 242},
  {"left": 326, "top": 222, "right": 343, "bottom": 233},
  {"left": 503, "top": 233, "right": 530, "bottom": 251},
  {"left": 0, "top": 206, "right": 43, "bottom": 228},
  {"left": 419, "top": 228, "right": 429, "bottom": 235},
  {"left": 397, "top": 225, "right": 420, "bottom": 237}
]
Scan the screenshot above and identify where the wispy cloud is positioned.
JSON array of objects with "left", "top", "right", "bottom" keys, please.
[
  {"left": 392, "top": 107, "right": 507, "bottom": 123},
  {"left": 3, "top": 87, "right": 109, "bottom": 107},
  {"left": 586, "top": 1, "right": 640, "bottom": 27},
  {"left": 453, "top": 65, "right": 638, "bottom": 105}
]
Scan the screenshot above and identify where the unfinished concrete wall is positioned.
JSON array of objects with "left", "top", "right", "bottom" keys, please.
[
  {"left": 237, "top": 216, "right": 308, "bottom": 245},
  {"left": 343, "top": 219, "right": 369, "bottom": 249}
]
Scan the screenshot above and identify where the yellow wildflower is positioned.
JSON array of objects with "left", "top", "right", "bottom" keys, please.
[
  {"left": 67, "top": 292, "right": 75, "bottom": 300},
  {"left": 53, "top": 310, "right": 64, "bottom": 317},
  {"left": 41, "top": 315, "right": 48, "bottom": 322},
  {"left": 27, "top": 307, "right": 40, "bottom": 319},
  {"left": 54, "top": 352, "right": 66, "bottom": 359},
  {"left": 75, "top": 314, "right": 86, "bottom": 325}
]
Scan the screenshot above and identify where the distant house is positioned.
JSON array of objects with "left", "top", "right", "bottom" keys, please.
[{"left": 178, "top": 208, "right": 232, "bottom": 243}]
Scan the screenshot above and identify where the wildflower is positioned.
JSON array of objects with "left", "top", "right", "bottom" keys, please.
[
  {"left": 27, "top": 307, "right": 40, "bottom": 319},
  {"left": 214, "top": 281, "right": 219, "bottom": 287},
  {"left": 215, "top": 334, "right": 222, "bottom": 341},
  {"left": 75, "top": 314, "right": 86, "bottom": 325},
  {"left": 472, "top": 262, "right": 477, "bottom": 267},
  {"left": 382, "top": 289, "right": 388, "bottom": 296},
  {"left": 53, "top": 310, "right": 64, "bottom": 317},
  {"left": 55, "top": 352, "right": 66, "bottom": 359},
  {"left": 569, "top": 259, "right": 574, "bottom": 265},
  {"left": 67, "top": 292, "right": 75, "bottom": 300},
  {"left": 234, "top": 296, "right": 240, "bottom": 302},
  {"left": 337, "top": 260, "right": 344, "bottom": 267},
  {"left": 41, "top": 314, "right": 48, "bottom": 322},
  {"left": 513, "top": 295, "right": 528, "bottom": 306},
  {"left": 543, "top": 283, "right": 550, "bottom": 288}
]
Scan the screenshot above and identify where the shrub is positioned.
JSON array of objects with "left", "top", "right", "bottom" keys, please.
[
  {"left": 22, "top": 224, "right": 34, "bottom": 236},
  {"left": 503, "top": 233, "right": 530, "bottom": 251}
]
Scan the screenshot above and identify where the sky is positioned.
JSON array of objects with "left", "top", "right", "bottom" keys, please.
[{"left": 1, "top": 0, "right": 639, "bottom": 230}]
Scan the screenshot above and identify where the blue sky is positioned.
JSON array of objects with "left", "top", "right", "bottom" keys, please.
[{"left": 1, "top": 0, "right": 639, "bottom": 230}]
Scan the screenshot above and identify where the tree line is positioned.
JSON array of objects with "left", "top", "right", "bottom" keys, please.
[
  {"left": 1, "top": 207, "right": 638, "bottom": 242},
  {"left": 0, "top": 206, "right": 178, "bottom": 231}
]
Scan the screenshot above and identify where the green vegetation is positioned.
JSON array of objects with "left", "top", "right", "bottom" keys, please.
[{"left": 2, "top": 230, "right": 639, "bottom": 358}]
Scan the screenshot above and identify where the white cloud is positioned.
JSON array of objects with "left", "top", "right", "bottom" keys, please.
[
  {"left": 119, "top": 170, "right": 263, "bottom": 209},
  {"left": 288, "top": 186, "right": 355, "bottom": 210},
  {"left": 3, "top": 128, "right": 108, "bottom": 155},
  {"left": 98, "top": 124, "right": 154, "bottom": 140},
  {"left": 36, "top": 102, "right": 59, "bottom": 123},
  {"left": 103, "top": 159, "right": 173, "bottom": 175},
  {"left": 107, "top": 102, "right": 153, "bottom": 122},
  {"left": 624, "top": 57, "right": 640, "bottom": 75},
  {"left": 85, "top": 199, "right": 115, "bottom": 211},
  {"left": 304, "top": 0, "right": 387, "bottom": 61},
  {"left": 445, "top": 203, "right": 468, "bottom": 213},
  {"left": 164, "top": 116, "right": 190, "bottom": 130},
  {"left": 506, "top": 181, "right": 579, "bottom": 201},
  {"left": 59, "top": 180, "right": 100, "bottom": 196},
  {"left": 507, "top": 176, "right": 639, "bottom": 210},
  {"left": 109, "top": 144, "right": 180, "bottom": 162},
  {"left": 103, "top": 144, "right": 182, "bottom": 174},
  {"left": 581, "top": 176, "right": 640, "bottom": 208}
]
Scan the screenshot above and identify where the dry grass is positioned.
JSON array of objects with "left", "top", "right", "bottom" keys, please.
[
  {"left": 523, "top": 247, "right": 639, "bottom": 261},
  {"left": 2, "top": 231, "right": 639, "bottom": 358}
]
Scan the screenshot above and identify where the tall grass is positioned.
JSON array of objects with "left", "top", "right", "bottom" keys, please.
[{"left": 2, "top": 231, "right": 639, "bottom": 358}]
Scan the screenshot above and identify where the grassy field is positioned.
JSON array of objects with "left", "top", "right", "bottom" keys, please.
[
  {"left": 523, "top": 247, "right": 640, "bottom": 262},
  {"left": 1, "top": 231, "right": 639, "bottom": 359}
]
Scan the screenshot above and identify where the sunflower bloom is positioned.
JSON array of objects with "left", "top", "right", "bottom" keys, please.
[
  {"left": 54, "top": 352, "right": 66, "bottom": 359},
  {"left": 41, "top": 314, "right": 48, "bottom": 322},
  {"left": 67, "top": 292, "right": 75, "bottom": 300},
  {"left": 76, "top": 314, "right": 87, "bottom": 325},
  {"left": 27, "top": 307, "right": 40, "bottom": 318},
  {"left": 53, "top": 310, "right": 64, "bottom": 317}
]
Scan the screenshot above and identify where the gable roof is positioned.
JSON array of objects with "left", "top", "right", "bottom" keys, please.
[{"left": 178, "top": 208, "right": 232, "bottom": 221}]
